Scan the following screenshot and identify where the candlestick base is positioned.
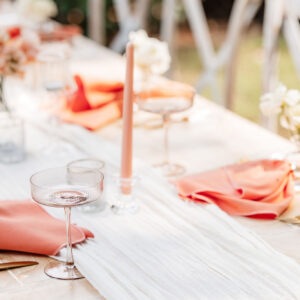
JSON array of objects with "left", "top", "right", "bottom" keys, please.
[{"left": 111, "top": 176, "right": 140, "bottom": 215}]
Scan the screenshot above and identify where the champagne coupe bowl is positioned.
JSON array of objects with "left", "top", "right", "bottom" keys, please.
[{"left": 30, "top": 167, "right": 104, "bottom": 280}]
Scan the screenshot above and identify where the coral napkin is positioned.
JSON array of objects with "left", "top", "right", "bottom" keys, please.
[
  {"left": 0, "top": 200, "right": 93, "bottom": 255},
  {"left": 61, "top": 75, "right": 123, "bottom": 130},
  {"left": 176, "top": 160, "right": 294, "bottom": 219}
]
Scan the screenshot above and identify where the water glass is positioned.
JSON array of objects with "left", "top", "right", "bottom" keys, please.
[
  {"left": 67, "top": 159, "right": 106, "bottom": 212},
  {"left": 0, "top": 113, "right": 25, "bottom": 163}
]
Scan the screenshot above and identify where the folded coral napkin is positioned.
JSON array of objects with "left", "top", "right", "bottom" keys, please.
[
  {"left": 0, "top": 200, "right": 93, "bottom": 255},
  {"left": 176, "top": 160, "right": 294, "bottom": 219},
  {"left": 62, "top": 75, "right": 123, "bottom": 130}
]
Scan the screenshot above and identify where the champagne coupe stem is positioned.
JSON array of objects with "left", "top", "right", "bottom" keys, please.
[
  {"left": 64, "top": 207, "right": 74, "bottom": 268},
  {"left": 162, "top": 113, "right": 170, "bottom": 165}
]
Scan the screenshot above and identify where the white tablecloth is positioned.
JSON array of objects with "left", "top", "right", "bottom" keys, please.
[
  {"left": 2, "top": 28, "right": 300, "bottom": 299},
  {"left": 2, "top": 117, "right": 300, "bottom": 300}
]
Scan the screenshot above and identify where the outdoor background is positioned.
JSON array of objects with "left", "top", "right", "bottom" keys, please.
[{"left": 53, "top": 0, "right": 300, "bottom": 123}]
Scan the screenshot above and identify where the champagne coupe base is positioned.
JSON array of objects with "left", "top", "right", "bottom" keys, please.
[
  {"left": 111, "top": 176, "right": 139, "bottom": 215},
  {"left": 45, "top": 261, "right": 83, "bottom": 280},
  {"left": 154, "top": 161, "right": 186, "bottom": 178}
]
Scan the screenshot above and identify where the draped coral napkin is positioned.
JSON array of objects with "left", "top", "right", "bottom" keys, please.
[
  {"left": 61, "top": 75, "right": 123, "bottom": 130},
  {"left": 0, "top": 200, "right": 93, "bottom": 255},
  {"left": 176, "top": 160, "right": 294, "bottom": 219}
]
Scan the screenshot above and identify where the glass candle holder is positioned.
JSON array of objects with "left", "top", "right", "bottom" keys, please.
[
  {"left": 0, "top": 113, "right": 25, "bottom": 164},
  {"left": 67, "top": 159, "right": 106, "bottom": 213},
  {"left": 111, "top": 176, "right": 140, "bottom": 215}
]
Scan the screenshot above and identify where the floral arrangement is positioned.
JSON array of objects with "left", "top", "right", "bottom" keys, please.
[
  {"left": 260, "top": 83, "right": 300, "bottom": 131},
  {"left": 129, "top": 30, "right": 171, "bottom": 75},
  {"left": 0, "top": 27, "right": 39, "bottom": 111},
  {"left": 0, "top": 27, "right": 39, "bottom": 77},
  {"left": 17, "top": 0, "right": 57, "bottom": 23}
]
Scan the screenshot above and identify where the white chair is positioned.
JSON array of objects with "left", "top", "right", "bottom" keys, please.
[
  {"left": 160, "top": 0, "right": 262, "bottom": 107},
  {"left": 109, "top": 0, "right": 151, "bottom": 52},
  {"left": 87, "top": 0, "right": 105, "bottom": 44},
  {"left": 261, "top": 0, "right": 300, "bottom": 130}
]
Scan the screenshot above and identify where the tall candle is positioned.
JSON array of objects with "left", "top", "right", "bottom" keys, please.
[{"left": 121, "top": 43, "right": 134, "bottom": 194}]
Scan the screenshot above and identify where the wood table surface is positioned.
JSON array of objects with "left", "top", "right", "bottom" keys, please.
[{"left": 1, "top": 35, "right": 299, "bottom": 299}]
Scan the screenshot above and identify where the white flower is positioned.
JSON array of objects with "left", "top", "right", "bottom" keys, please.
[
  {"left": 260, "top": 83, "right": 287, "bottom": 116},
  {"left": 286, "top": 89, "right": 300, "bottom": 106},
  {"left": 260, "top": 97, "right": 282, "bottom": 116},
  {"left": 287, "top": 104, "right": 300, "bottom": 128},
  {"left": 129, "top": 30, "right": 171, "bottom": 75},
  {"left": 292, "top": 116, "right": 300, "bottom": 127},
  {"left": 17, "top": 0, "right": 57, "bottom": 23},
  {"left": 129, "top": 30, "right": 148, "bottom": 46}
]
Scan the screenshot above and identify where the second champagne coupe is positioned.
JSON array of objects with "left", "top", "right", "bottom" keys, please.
[
  {"left": 136, "top": 77, "right": 195, "bottom": 177},
  {"left": 30, "top": 167, "right": 104, "bottom": 280}
]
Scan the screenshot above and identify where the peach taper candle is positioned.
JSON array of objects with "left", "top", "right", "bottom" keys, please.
[{"left": 120, "top": 43, "right": 134, "bottom": 194}]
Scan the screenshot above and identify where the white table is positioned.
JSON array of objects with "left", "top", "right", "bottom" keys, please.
[{"left": 2, "top": 36, "right": 300, "bottom": 300}]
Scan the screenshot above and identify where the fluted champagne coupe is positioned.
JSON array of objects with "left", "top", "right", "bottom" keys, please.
[
  {"left": 30, "top": 167, "right": 104, "bottom": 280},
  {"left": 136, "top": 77, "right": 195, "bottom": 177}
]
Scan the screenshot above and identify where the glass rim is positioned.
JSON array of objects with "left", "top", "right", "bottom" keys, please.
[
  {"left": 30, "top": 166, "right": 104, "bottom": 189},
  {"left": 67, "top": 158, "right": 105, "bottom": 170}
]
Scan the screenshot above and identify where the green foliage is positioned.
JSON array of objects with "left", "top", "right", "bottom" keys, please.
[{"left": 53, "top": 0, "right": 87, "bottom": 34}]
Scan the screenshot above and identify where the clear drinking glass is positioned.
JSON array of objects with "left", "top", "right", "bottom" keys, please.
[
  {"left": 34, "top": 46, "right": 76, "bottom": 156},
  {"left": 0, "top": 113, "right": 25, "bottom": 163},
  {"left": 136, "top": 77, "right": 195, "bottom": 177},
  {"left": 67, "top": 159, "right": 106, "bottom": 213},
  {"left": 30, "top": 167, "right": 104, "bottom": 280},
  {"left": 35, "top": 45, "right": 75, "bottom": 99}
]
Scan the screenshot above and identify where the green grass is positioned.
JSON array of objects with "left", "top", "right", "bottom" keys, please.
[{"left": 172, "top": 28, "right": 300, "bottom": 123}]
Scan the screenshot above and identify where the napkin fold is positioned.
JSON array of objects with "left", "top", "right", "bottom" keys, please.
[
  {"left": 0, "top": 200, "right": 93, "bottom": 255},
  {"left": 62, "top": 75, "right": 123, "bottom": 130},
  {"left": 176, "top": 160, "right": 294, "bottom": 219}
]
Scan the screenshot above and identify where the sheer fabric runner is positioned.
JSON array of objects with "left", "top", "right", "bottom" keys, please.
[{"left": 1, "top": 122, "right": 300, "bottom": 300}]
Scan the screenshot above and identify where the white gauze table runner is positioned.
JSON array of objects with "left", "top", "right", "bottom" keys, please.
[{"left": 2, "top": 121, "right": 300, "bottom": 300}]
